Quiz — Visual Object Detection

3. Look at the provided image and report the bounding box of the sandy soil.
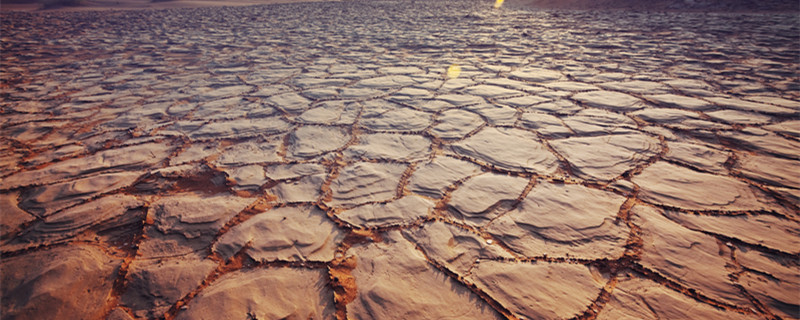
[5,0,799,12]
[515,0,800,12]
[1,0,799,319]
[0,0,335,11]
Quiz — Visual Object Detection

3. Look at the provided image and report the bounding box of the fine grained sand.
[3,0,799,12]
[0,0,336,12]
[516,0,800,12]
[1,0,799,319]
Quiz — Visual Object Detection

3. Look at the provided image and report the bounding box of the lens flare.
[446,64,461,79]
[494,0,504,9]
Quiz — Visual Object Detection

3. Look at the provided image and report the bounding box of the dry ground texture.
[3,0,799,12]
[1,0,799,319]
[516,0,800,12]
[0,0,335,11]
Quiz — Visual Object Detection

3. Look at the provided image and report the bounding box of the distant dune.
[515,0,800,12]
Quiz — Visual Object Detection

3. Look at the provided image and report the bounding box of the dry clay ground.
[3,0,798,12]
[515,0,800,12]
[0,0,334,12]
[1,0,799,319]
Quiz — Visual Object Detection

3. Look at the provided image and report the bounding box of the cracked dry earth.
[1,1,800,319]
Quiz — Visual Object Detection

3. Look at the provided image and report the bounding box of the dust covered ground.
[1,0,799,319]
[0,0,335,12]
[516,0,800,12]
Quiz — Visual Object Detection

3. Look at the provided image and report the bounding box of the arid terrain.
[1,0,799,319]
[0,0,335,12]
[3,0,799,12]
[516,0,800,12]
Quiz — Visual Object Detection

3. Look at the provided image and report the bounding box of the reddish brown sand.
[517,0,800,12]
[0,0,336,11]
[4,0,799,12]
[1,0,798,319]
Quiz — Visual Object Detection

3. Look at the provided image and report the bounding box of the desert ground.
[1,0,799,319]
[0,0,337,12]
[517,0,800,12]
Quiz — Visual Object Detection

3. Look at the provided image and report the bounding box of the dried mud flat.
[1,1,799,319]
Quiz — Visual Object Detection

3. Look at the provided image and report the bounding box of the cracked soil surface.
[1,0,799,319]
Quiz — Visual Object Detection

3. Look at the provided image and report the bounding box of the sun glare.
[446,64,462,79]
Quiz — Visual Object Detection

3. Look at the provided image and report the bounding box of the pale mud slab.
[1,245,122,320]
[596,272,756,320]
[1,1,799,319]
[486,181,630,260]
[468,260,607,320]
[632,205,753,307]
[175,267,336,320]
[212,205,345,262]
[346,231,503,319]
[121,253,217,318]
